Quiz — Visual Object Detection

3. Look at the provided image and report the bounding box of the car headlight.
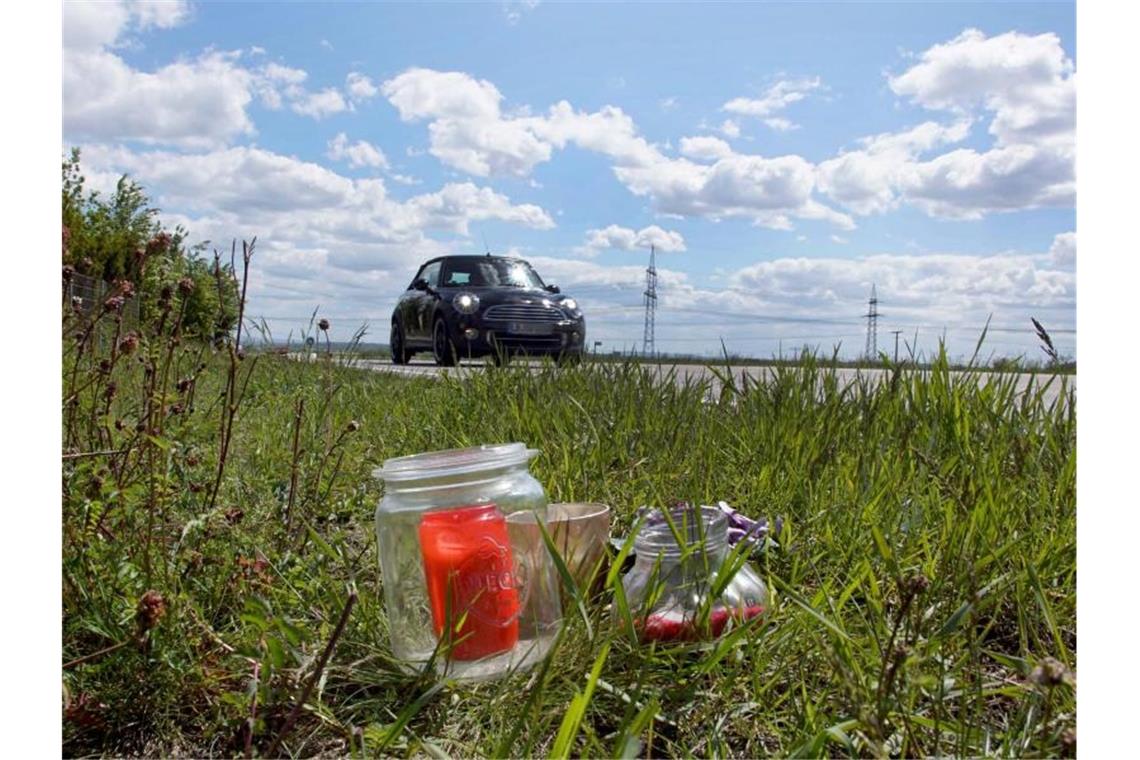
[562,298,578,312]
[454,292,480,315]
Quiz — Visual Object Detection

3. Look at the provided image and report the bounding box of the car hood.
[447,287,573,307]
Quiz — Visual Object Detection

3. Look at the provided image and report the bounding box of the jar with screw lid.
[374,444,562,680]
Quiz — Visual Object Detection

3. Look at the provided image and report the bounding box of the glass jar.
[620,505,768,642]
[373,443,562,680]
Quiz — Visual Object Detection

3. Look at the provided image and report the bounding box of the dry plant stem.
[286,397,305,530]
[63,639,130,670]
[244,660,260,759]
[266,590,357,759]
[207,241,255,512]
[63,449,129,461]
[874,584,917,746]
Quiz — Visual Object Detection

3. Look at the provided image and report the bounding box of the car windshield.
[443,258,546,289]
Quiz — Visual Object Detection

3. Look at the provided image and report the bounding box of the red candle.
[637,605,765,642]
[418,504,520,661]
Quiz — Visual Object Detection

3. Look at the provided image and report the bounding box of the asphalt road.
[353,358,1075,408]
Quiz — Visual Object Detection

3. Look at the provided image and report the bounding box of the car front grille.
[482,303,568,323]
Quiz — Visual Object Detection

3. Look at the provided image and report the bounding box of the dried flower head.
[62,264,75,283]
[118,332,140,356]
[98,359,112,375]
[318,318,330,331]
[103,295,125,314]
[103,382,117,402]
[224,507,244,525]
[136,590,167,632]
[176,377,193,394]
[72,296,84,312]
[1029,656,1072,688]
[346,420,361,433]
[159,284,174,304]
[177,276,195,296]
[113,279,136,299]
[905,573,931,596]
[169,403,184,416]
[146,232,172,257]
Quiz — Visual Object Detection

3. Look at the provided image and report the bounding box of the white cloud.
[718,120,741,138]
[515,245,1072,359]
[614,152,855,231]
[679,136,734,162]
[346,72,379,100]
[327,133,389,170]
[64,2,355,147]
[730,252,1073,329]
[1049,231,1075,267]
[290,87,349,119]
[583,225,686,253]
[764,117,796,132]
[884,28,1075,218]
[723,77,821,130]
[81,143,554,256]
[659,96,679,111]
[503,0,541,24]
[64,0,190,51]
[380,68,855,229]
[382,68,551,177]
[817,120,971,215]
[830,235,848,244]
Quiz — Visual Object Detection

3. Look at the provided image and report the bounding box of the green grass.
[63,307,1076,757]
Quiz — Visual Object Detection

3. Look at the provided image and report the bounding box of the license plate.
[509,322,552,335]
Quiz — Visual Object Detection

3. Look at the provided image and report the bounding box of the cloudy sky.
[62,0,1075,360]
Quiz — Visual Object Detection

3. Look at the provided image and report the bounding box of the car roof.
[418,254,529,268]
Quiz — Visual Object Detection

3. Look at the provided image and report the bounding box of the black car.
[390,254,586,366]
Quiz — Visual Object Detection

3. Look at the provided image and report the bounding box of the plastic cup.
[547,503,612,594]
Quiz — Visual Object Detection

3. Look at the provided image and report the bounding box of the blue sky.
[63,1,1076,359]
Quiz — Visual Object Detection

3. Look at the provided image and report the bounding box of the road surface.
[351,358,1074,408]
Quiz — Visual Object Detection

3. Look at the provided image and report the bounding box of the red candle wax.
[637,605,766,642]
[418,504,520,661]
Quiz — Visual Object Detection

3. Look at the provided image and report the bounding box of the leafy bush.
[62,148,238,339]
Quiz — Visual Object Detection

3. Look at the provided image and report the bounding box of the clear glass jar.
[373,443,561,680]
[620,505,768,642]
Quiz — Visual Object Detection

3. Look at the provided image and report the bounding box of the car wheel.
[390,321,410,365]
[433,318,458,367]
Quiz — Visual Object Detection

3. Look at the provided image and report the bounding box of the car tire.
[433,317,458,367]
[390,321,410,365]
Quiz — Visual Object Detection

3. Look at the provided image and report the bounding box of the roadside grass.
[63,296,1075,756]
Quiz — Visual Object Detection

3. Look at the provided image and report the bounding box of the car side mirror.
[412,278,429,291]
[545,284,561,294]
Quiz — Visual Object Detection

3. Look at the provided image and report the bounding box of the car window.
[421,261,442,288]
[441,258,545,289]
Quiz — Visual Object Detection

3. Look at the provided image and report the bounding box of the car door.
[410,260,442,342]
[397,265,425,343]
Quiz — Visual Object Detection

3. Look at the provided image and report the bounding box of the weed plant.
[62,251,1075,757]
